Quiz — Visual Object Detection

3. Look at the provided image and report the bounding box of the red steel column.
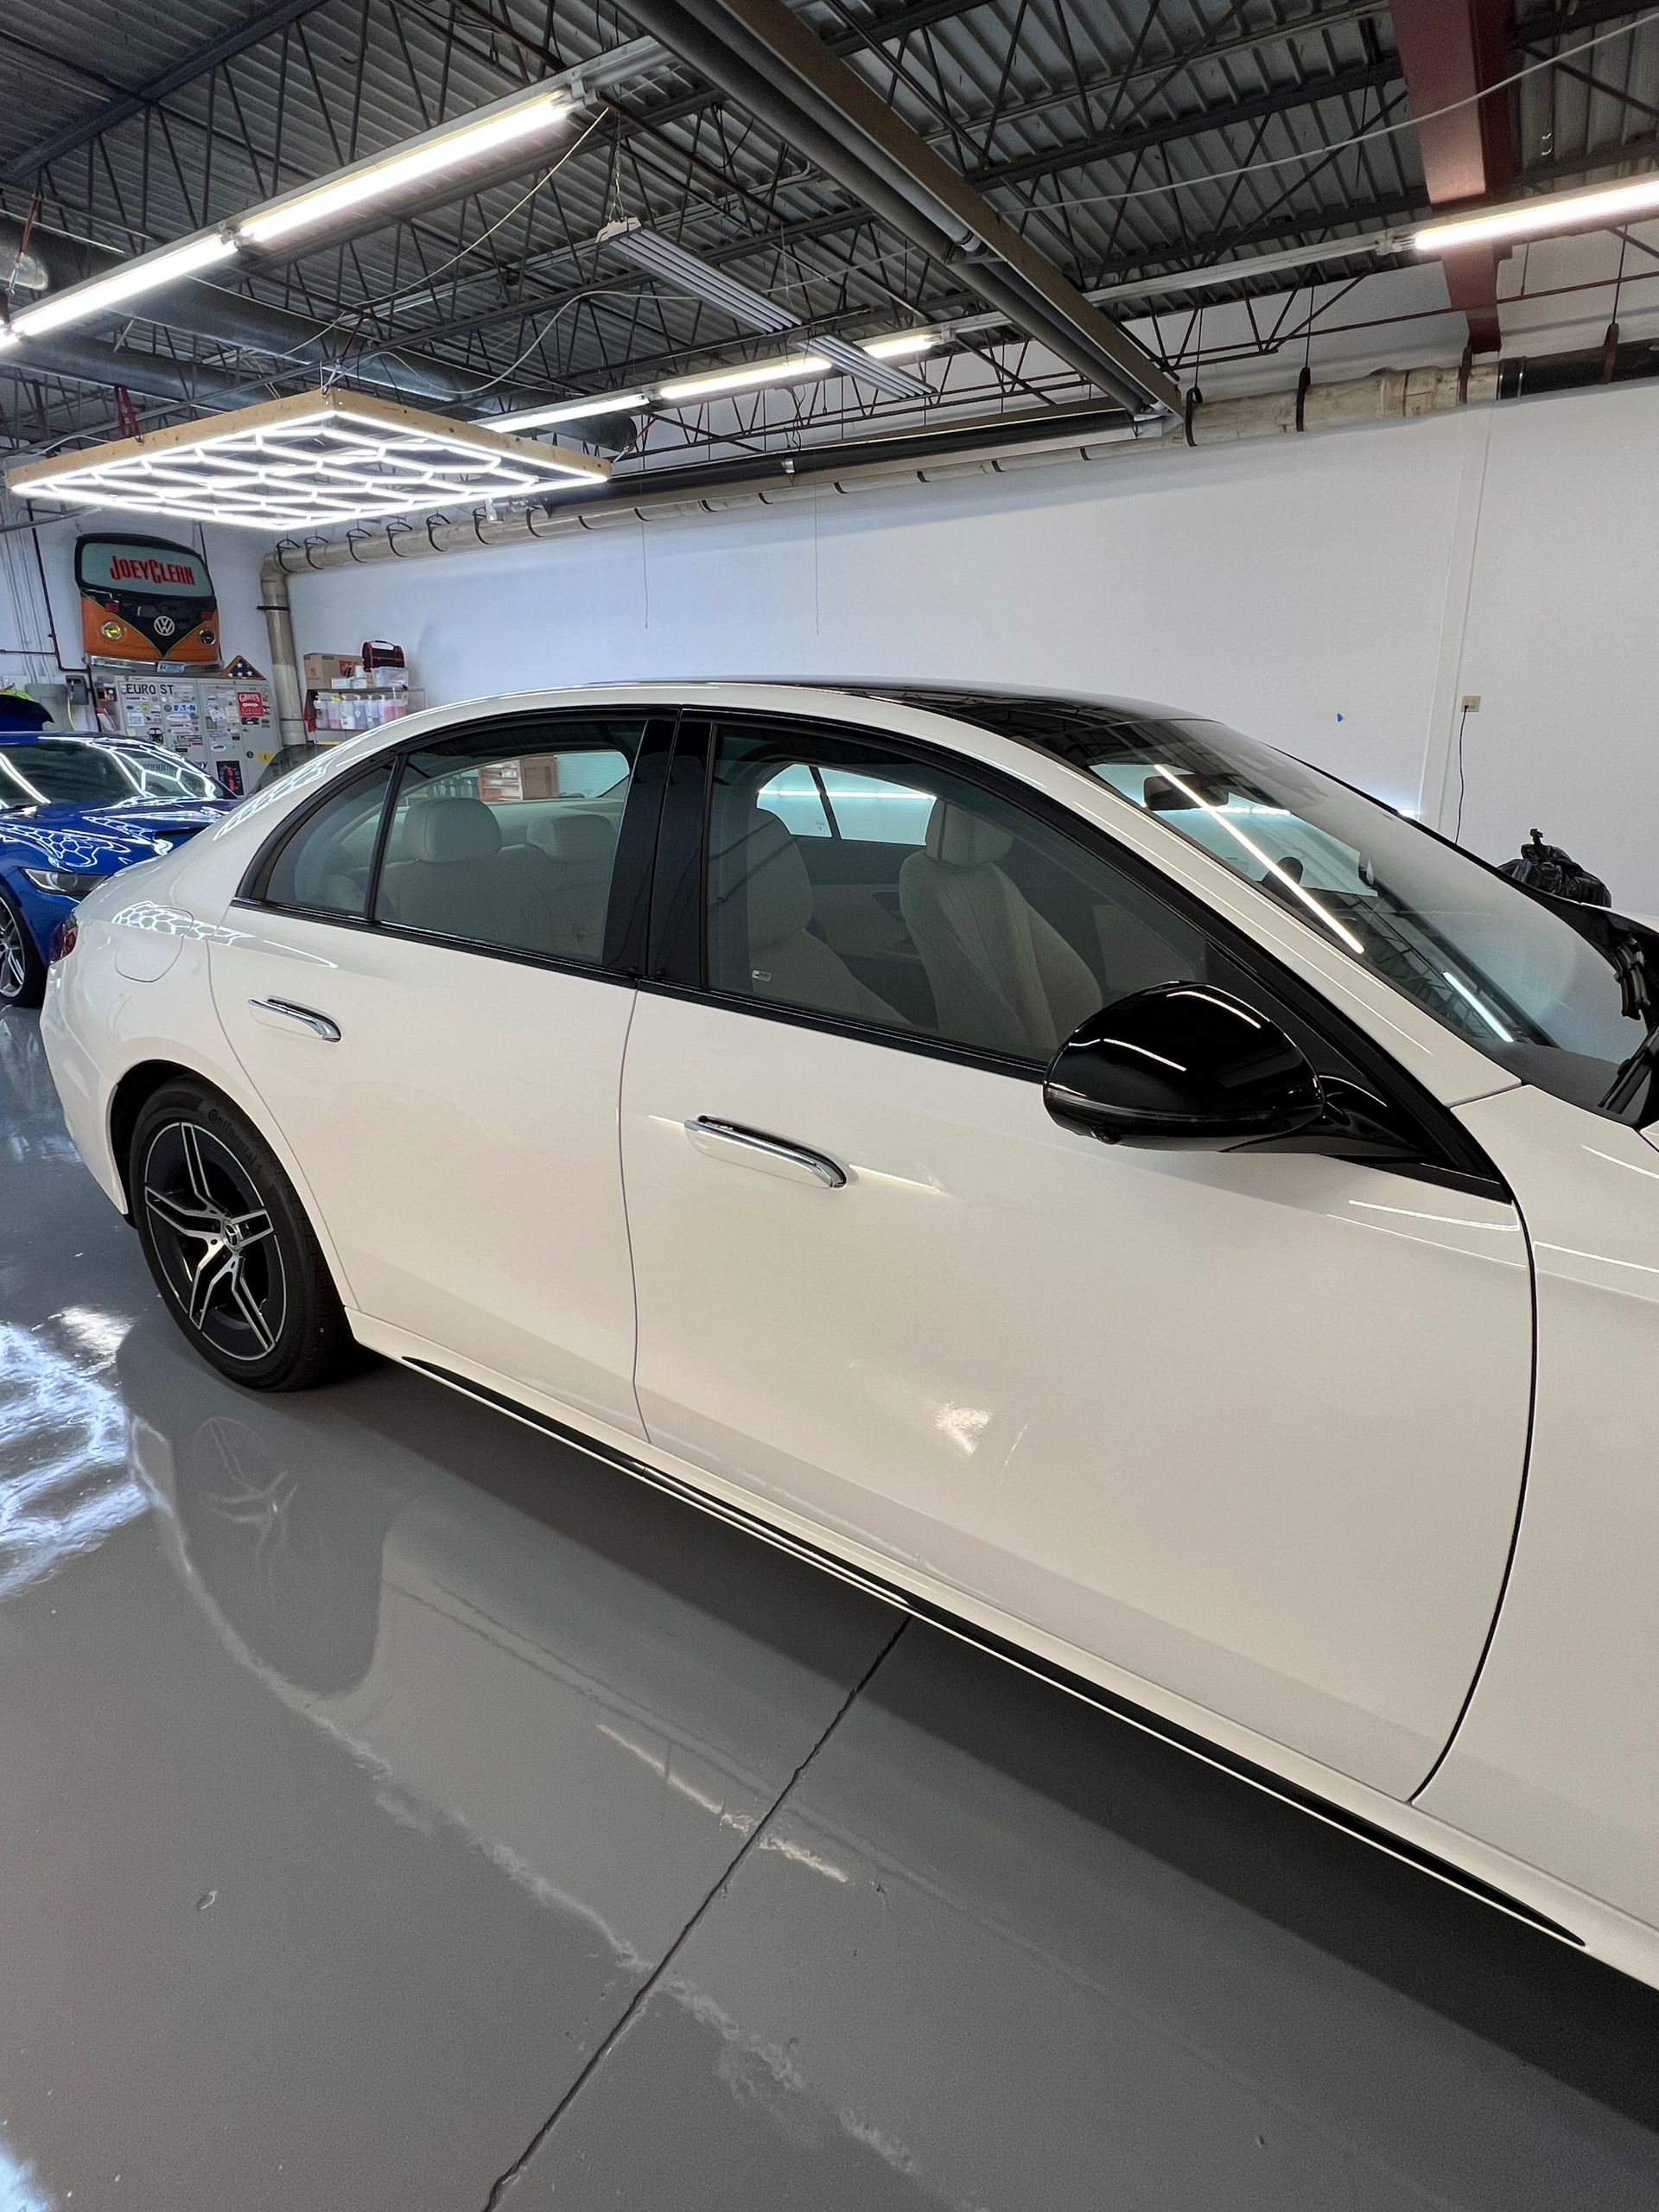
[1390,0,1514,353]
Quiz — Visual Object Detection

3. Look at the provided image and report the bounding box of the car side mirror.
[1045,983,1325,1149]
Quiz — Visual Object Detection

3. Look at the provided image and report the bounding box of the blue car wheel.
[0,885,45,1008]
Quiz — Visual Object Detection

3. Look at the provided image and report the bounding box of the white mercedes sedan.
[38,682,1659,1990]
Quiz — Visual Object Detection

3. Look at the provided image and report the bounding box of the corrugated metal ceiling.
[1,0,1656,455]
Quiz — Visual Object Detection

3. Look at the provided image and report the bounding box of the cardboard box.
[303,652,359,686]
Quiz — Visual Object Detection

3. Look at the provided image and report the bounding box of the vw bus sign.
[75,534,219,664]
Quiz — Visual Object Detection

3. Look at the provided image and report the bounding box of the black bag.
[1499,829,1611,907]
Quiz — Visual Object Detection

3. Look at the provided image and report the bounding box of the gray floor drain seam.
[480,1611,910,2212]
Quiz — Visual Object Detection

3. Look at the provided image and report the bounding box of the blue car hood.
[1,797,229,877]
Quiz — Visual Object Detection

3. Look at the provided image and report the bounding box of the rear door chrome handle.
[249,996,341,1041]
[684,1117,847,1188]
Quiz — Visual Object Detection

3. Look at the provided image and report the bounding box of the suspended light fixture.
[598,219,931,402]
[1414,172,1659,253]
[239,86,571,246]
[495,390,653,432]
[860,328,944,360]
[657,353,834,401]
[0,83,574,351]
[5,390,609,531]
[2,235,238,346]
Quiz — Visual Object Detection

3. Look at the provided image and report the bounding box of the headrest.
[407,795,501,863]
[541,811,615,861]
[728,810,814,948]
[925,798,1013,868]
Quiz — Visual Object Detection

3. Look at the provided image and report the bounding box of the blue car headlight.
[22,868,108,899]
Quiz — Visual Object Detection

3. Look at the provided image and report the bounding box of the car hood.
[2,797,231,853]
[0,804,179,876]
[79,797,236,837]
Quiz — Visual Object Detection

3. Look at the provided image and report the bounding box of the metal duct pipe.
[270,360,1506,580]
[7,331,263,410]
[0,214,496,408]
[257,552,306,747]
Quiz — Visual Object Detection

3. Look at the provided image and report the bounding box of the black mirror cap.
[1044,983,1325,1148]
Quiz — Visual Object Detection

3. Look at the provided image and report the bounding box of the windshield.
[884,691,1659,1122]
[0,739,213,806]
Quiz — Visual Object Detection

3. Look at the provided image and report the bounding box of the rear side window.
[260,765,393,918]
[373,719,645,963]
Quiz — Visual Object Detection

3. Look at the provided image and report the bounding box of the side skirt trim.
[404,1354,1583,1952]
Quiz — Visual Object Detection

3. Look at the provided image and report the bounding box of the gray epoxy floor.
[3,1009,1659,2212]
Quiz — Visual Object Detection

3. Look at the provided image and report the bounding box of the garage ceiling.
[2,0,1657,466]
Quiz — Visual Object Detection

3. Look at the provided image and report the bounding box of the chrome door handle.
[684,1117,847,1188]
[249,996,341,1041]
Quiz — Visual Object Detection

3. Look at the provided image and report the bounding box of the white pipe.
[269,361,1502,579]
[257,551,305,746]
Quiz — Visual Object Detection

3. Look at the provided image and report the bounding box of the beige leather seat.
[520,811,617,961]
[378,796,556,952]
[899,799,1102,1058]
[711,810,903,1024]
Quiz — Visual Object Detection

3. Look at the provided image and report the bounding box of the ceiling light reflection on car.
[1441,968,1515,1042]
[1151,764,1365,956]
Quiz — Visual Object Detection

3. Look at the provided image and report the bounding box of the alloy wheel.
[141,1120,288,1361]
[0,900,25,1002]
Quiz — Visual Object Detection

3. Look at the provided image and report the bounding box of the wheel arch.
[110,1049,361,1336]
[109,1058,198,1211]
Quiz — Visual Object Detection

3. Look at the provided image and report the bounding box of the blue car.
[0,732,238,1007]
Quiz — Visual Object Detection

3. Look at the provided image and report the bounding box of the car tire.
[130,1078,359,1391]
[0,885,46,1009]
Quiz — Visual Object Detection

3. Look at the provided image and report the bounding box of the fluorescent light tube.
[658,353,832,401]
[1414,173,1659,253]
[239,92,569,246]
[861,329,940,359]
[10,233,238,339]
[494,390,652,430]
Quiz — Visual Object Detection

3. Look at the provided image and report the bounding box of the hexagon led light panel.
[5,389,611,531]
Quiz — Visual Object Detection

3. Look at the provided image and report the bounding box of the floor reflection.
[3,1005,1659,2212]
[0,1313,143,1602]
[119,1319,894,1971]
[518,1627,1659,2211]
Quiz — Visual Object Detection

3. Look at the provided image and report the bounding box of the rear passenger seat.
[378,797,616,961]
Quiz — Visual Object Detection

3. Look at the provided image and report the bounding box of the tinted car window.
[880,689,1659,1119]
[263,765,394,918]
[0,741,137,806]
[709,722,1204,1060]
[374,720,645,963]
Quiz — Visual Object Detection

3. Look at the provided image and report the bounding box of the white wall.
[286,408,1472,811]
[10,374,1659,911]
[276,376,1659,911]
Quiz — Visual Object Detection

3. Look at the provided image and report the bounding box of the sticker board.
[92,664,274,796]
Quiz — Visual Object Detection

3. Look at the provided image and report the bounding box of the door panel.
[208,715,657,1435]
[621,994,1531,1795]
[213,918,642,1431]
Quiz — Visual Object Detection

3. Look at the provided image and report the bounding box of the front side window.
[374,720,644,963]
[885,692,1658,1117]
[709,723,1204,1060]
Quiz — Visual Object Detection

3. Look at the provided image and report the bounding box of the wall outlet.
[1460,695,1482,712]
